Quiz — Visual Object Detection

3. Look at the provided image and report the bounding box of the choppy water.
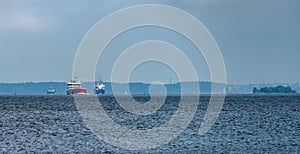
[0,95,299,153]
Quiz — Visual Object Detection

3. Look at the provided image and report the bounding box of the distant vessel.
[47,87,56,94]
[94,81,105,94]
[67,79,87,95]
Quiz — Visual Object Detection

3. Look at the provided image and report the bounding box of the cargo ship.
[66,79,87,95]
[94,81,105,94]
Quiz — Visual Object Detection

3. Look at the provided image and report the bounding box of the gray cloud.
[0,1,55,32]
[0,0,299,83]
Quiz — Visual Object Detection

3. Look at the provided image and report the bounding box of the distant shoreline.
[0,81,299,95]
[0,93,299,96]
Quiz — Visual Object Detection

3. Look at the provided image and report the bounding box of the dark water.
[0,95,299,153]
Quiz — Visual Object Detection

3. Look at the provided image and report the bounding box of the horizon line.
[0,81,299,85]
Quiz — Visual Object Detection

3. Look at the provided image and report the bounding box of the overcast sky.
[0,0,299,84]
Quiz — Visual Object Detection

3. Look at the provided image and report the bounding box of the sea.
[0,94,299,153]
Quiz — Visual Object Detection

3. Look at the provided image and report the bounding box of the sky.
[0,0,299,84]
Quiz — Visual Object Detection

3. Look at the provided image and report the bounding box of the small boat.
[47,87,56,94]
[94,81,105,94]
[67,79,87,95]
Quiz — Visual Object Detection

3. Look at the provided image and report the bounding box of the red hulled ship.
[66,79,87,95]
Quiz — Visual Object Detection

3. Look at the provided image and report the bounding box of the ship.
[47,87,56,94]
[94,81,105,94]
[66,79,87,95]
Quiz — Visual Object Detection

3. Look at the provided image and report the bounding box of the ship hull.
[94,89,105,95]
[67,88,87,95]
[47,91,55,95]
